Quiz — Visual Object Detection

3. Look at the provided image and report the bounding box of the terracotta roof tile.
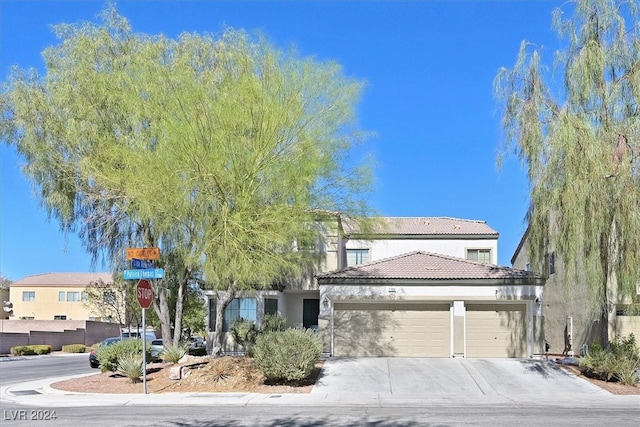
[316,251,540,281]
[13,272,113,286]
[343,217,498,237]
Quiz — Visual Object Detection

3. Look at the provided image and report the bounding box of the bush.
[253,328,322,382]
[161,342,189,363]
[9,345,51,356]
[62,344,86,353]
[116,354,143,383]
[96,339,151,373]
[231,318,258,354]
[580,334,640,385]
[260,314,287,333]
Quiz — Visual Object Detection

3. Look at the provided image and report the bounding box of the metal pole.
[142,307,147,394]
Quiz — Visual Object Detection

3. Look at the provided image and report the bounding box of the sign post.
[137,279,153,394]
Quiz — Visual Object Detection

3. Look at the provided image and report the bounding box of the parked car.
[150,339,164,361]
[188,336,206,356]
[89,336,121,368]
[121,331,157,341]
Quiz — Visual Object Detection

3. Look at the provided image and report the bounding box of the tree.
[495,0,640,342]
[1,6,372,348]
[0,275,11,289]
[83,277,140,330]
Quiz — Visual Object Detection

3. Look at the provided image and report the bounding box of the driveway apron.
[311,357,609,397]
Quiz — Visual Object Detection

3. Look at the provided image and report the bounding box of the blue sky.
[0,0,564,281]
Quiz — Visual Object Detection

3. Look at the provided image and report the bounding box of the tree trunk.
[172,276,187,345]
[153,280,173,344]
[211,288,235,356]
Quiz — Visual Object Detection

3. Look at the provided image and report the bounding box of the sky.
[0,0,566,281]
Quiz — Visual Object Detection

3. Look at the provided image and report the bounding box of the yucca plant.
[161,342,189,363]
[116,354,143,383]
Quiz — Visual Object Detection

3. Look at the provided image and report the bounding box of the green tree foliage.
[495,0,640,324]
[0,6,372,347]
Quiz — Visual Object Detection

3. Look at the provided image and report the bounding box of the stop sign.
[136,279,153,309]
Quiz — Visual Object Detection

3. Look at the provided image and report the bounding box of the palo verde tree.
[0,6,372,349]
[495,0,640,341]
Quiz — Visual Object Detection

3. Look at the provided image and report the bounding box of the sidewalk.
[3,373,640,409]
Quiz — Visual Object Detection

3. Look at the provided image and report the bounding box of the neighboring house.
[8,272,116,321]
[206,216,544,358]
[511,229,640,355]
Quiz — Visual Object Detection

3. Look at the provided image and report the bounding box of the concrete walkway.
[2,357,639,409]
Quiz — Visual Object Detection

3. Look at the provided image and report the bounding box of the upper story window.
[66,291,81,302]
[347,249,370,267]
[22,291,35,302]
[59,291,65,302]
[466,248,491,264]
[548,252,556,275]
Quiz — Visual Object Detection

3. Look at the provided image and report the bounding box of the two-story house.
[512,229,640,355]
[206,217,545,358]
[8,272,117,321]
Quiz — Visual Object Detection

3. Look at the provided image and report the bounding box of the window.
[54,315,67,320]
[81,291,88,302]
[22,291,35,302]
[208,298,257,332]
[66,291,81,302]
[548,252,556,275]
[347,249,370,266]
[58,291,65,302]
[466,249,491,264]
[264,298,278,316]
[525,263,531,272]
[103,291,116,304]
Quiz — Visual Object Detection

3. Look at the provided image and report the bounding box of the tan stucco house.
[8,272,116,321]
[207,216,545,358]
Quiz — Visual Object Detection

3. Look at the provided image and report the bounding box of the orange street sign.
[126,247,160,260]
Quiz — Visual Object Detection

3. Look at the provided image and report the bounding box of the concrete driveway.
[311,357,609,398]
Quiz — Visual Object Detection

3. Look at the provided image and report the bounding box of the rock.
[169,366,182,380]
[181,367,191,378]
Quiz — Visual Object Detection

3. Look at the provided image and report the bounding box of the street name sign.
[137,279,153,309]
[131,258,154,269]
[124,268,165,280]
[126,247,160,261]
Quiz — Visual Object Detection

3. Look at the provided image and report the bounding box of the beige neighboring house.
[9,272,115,321]
[511,230,640,355]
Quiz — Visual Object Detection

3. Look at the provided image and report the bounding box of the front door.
[303,299,320,330]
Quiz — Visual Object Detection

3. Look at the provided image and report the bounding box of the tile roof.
[342,217,499,237]
[13,272,113,286]
[316,251,540,282]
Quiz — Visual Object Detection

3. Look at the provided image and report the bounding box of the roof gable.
[316,251,540,282]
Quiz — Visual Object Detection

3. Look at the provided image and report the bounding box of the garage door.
[466,304,526,358]
[333,302,451,357]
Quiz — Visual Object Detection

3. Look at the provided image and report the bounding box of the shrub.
[96,339,151,373]
[62,344,86,353]
[116,354,143,383]
[231,318,258,354]
[253,328,322,382]
[10,345,51,356]
[10,346,35,356]
[161,342,189,363]
[260,314,287,333]
[580,334,640,385]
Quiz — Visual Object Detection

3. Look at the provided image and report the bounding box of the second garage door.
[333,302,451,357]
[466,303,526,358]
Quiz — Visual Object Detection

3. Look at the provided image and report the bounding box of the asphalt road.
[0,353,92,386]
[1,402,639,426]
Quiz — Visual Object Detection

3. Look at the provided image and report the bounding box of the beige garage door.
[466,304,526,358]
[333,302,451,357]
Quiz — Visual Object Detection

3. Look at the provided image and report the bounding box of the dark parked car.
[89,336,121,368]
